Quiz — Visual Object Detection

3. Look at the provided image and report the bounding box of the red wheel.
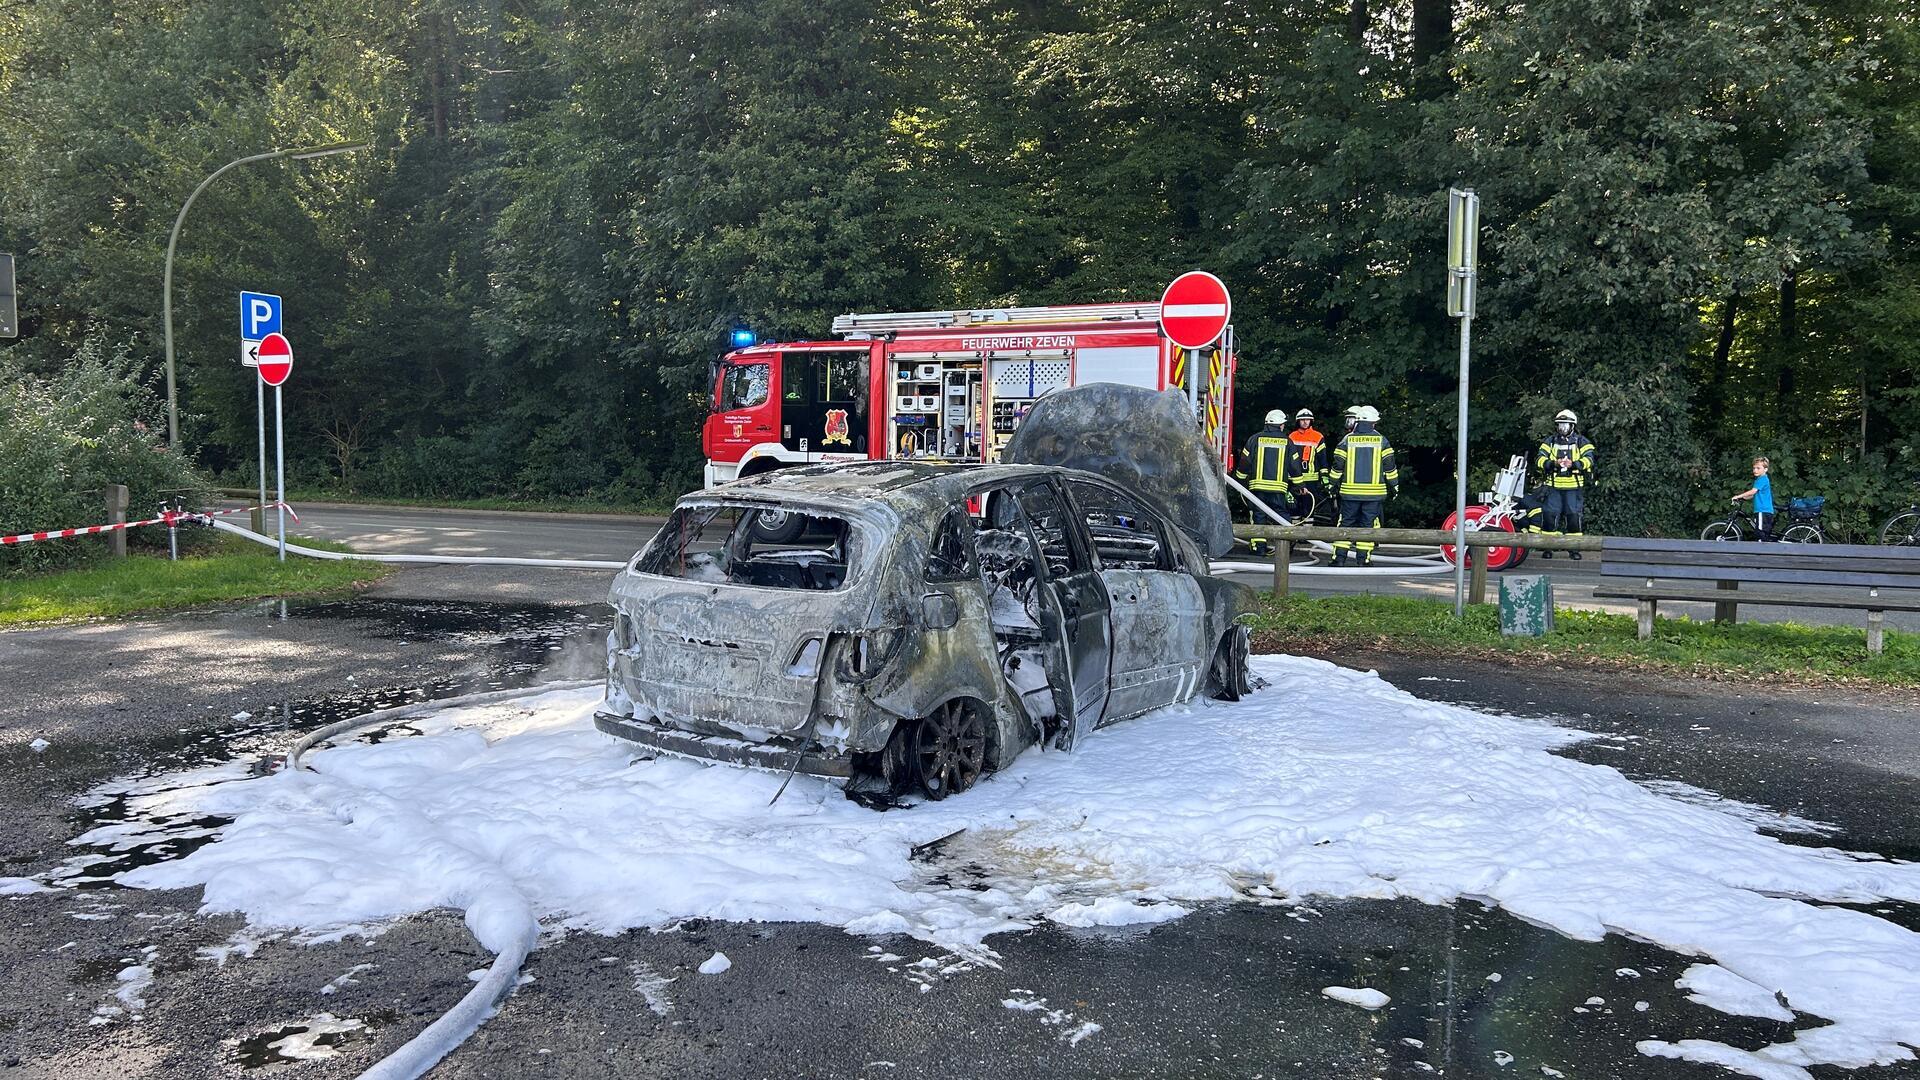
[1440,506,1518,570]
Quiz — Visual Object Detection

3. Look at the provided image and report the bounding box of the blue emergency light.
[729,327,757,348]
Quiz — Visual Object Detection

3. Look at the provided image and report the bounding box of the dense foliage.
[0,341,215,573]
[2,0,1914,535]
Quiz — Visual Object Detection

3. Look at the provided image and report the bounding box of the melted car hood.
[1003,383,1237,557]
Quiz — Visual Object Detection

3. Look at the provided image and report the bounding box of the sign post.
[240,291,282,537]
[1159,271,1232,417]
[1446,188,1480,618]
[255,332,294,561]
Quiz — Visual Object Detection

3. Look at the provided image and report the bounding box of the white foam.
[90,660,1920,1079]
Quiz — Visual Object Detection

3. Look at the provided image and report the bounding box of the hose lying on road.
[287,681,599,1080]
[209,518,627,570]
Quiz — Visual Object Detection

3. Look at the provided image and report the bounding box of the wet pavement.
[2,595,1918,1077]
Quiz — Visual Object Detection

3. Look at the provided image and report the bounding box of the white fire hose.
[210,517,626,570]
[287,682,598,1080]
[1220,474,1455,575]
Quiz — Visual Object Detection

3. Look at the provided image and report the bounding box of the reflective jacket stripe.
[1250,435,1288,490]
[1535,435,1596,489]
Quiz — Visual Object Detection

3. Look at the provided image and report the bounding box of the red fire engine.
[702,303,1238,488]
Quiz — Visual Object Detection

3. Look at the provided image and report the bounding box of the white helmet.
[1295,408,1315,422]
[1354,405,1380,423]
[1265,409,1287,426]
[1555,409,1578,424]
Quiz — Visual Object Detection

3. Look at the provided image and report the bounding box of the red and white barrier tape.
[0,502,297,547]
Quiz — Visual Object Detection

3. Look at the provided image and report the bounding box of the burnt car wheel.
[1205,625,1251,702]
[750,508,807,544]
[909,699,987,800]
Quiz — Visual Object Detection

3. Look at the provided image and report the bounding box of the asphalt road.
[3,601,1917,1078]
[250,500,1917,631]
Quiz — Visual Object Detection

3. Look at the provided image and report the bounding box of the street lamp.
[161,140,370,446]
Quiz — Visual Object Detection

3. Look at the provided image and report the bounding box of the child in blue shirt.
[1732,456,1774,541]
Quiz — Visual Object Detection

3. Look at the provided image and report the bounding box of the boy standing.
[1732,456,1775,541]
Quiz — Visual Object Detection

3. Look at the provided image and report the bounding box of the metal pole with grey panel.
[1446,188,1480,619]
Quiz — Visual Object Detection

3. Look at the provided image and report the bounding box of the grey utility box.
[1500,575,1555,637]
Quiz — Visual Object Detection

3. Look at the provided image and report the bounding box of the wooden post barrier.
[104,484,129,558]
[1229,525,1604,597]
[1714,579,1739,625]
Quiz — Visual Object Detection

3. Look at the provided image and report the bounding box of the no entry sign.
[1158,271,1231,350]
[255,332,293,386]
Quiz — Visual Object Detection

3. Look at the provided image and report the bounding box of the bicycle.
[1700,498,1824,544]
[1878,486,1920,547]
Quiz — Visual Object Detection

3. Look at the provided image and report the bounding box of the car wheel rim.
[913,701,984,799]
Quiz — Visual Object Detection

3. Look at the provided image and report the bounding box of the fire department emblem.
[822,408,852,446]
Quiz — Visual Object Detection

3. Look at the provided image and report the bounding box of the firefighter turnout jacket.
[1331,423,1400,497]
[1286,428,1327,484]
[1535,431,1596,489]
[1239,426,1290,492]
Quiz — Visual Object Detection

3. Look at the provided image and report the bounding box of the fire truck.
[702,303,1239,493]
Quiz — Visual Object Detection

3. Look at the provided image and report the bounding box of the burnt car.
[597,461,1255,800]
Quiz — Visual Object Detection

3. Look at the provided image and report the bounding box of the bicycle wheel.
[1779,523,1823,545]
[1880,510,1920,547]
[1701,520,1740,542]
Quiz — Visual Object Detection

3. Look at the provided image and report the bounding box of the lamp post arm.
[161,149,289,446]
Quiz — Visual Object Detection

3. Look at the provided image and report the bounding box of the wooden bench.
[1595,538,1920,655]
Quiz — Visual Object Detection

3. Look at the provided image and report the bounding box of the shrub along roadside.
[0,534,389,627]
[1247,594,1920,688]
[1,339,217,575]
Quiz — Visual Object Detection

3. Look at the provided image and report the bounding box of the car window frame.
[1063,477,1174,573]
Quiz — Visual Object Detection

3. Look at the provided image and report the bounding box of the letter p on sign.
[240,291,283,341]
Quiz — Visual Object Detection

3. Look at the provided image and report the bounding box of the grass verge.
[0,534,391,627]
[1247,592,1920,688]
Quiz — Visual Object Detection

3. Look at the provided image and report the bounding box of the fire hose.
[286,682,597,1080]
[1219,474,1454,576]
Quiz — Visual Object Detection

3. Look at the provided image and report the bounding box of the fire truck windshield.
[718,361,770,410]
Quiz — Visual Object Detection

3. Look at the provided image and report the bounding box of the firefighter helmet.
[1354,405,1381,423]
[1295,408,1314,422]
[1265,409,1287,426]
[1555,409,1578,424]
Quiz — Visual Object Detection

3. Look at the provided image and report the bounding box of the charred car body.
[596,386,1257,799]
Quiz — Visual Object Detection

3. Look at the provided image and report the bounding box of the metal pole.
[1452,307,1472,617]
[256,375,267,528]
[161,141,369,447]
[1187,347,1200,417]
[274,384,287,562]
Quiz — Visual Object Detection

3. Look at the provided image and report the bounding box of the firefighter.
[1329,404,1399,566]
[1533,408,1596,560]
[1236,409,1293,555]
[1285,408,1328,522]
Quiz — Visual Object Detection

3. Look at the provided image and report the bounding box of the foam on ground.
[63,657,1920,1080]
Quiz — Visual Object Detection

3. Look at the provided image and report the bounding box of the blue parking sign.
[240,291,282,340]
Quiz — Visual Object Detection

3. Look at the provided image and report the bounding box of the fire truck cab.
[702,303,1238,492]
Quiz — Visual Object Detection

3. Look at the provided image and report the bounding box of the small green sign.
[1500,574,1554,637]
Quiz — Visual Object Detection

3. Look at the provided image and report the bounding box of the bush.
[0,339,215,575]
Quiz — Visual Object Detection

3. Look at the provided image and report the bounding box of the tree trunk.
[1775,273,1797,416]
[1779,269,1797,340]
[1412,0,1453,97]
[1708,293,1737,420]
[1349,0,1369,45]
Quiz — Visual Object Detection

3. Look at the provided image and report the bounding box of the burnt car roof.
[709,460,1089,517]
